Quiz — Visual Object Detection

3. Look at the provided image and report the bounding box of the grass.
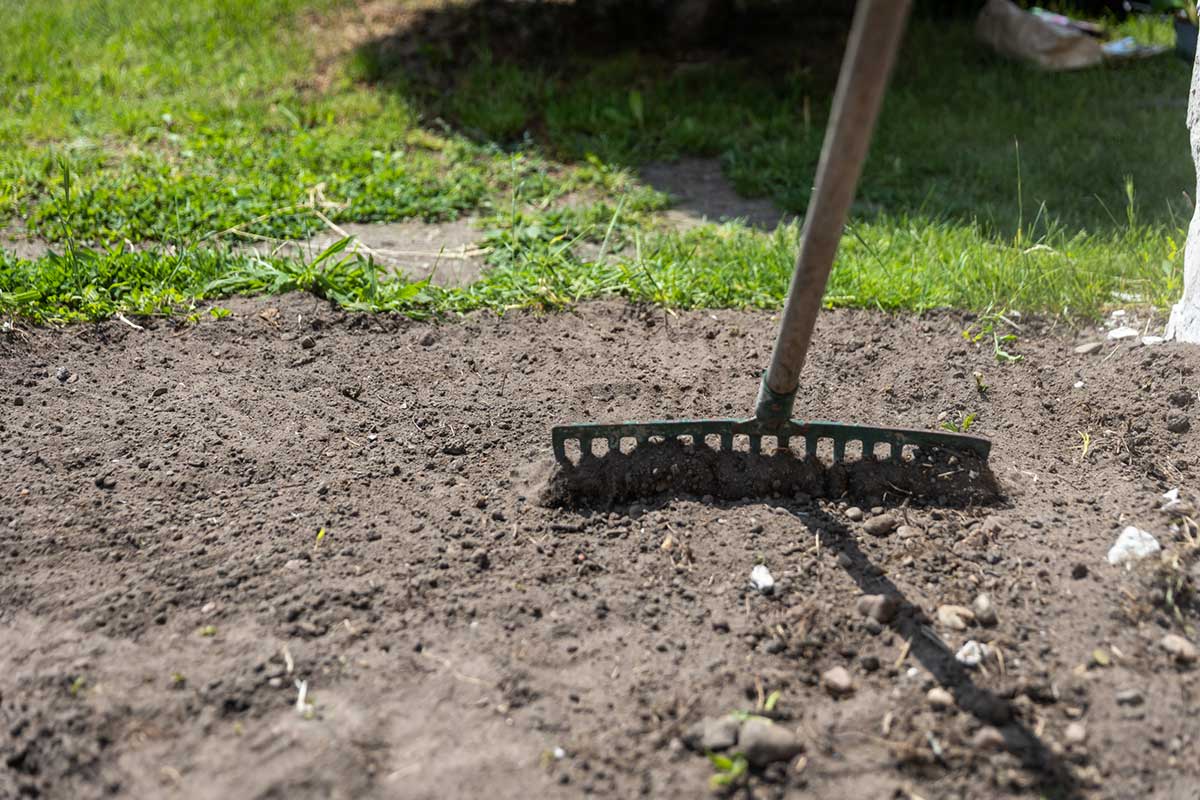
[0,0,1192,323]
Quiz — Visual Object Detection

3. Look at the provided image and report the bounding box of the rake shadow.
[539,439,1000,509]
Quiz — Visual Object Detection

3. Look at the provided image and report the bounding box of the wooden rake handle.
[756,0,912,420]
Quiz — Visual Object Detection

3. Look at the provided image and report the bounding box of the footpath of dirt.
[1,296,1198,800]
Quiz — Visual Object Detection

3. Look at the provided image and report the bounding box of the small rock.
[284,559,306,569]
[845,506,864,522]
[1064,722,1087,745]
[1168,389,1195,408]
[1107,526,1160,567]
[418,331,437,347]
[1167,415,1191,434]
[863,514,898,537]
[972,594,998,627]
[1160,633,1198,664]
[972,726,1007,751]
[836,552,852,569]
[856,594,898,624]
[683,715,741,752]
[927,687,954,710]
[821,666,854,697]
[300,336,316,350]
[750,564,775,594]
[1071,563,1089,580]
[1142,335,1166,347]
[896,525,921,539]
[860,655,880,672]
[1115,688,1144,707]
[737,718,804,766]
[94,474,116,490]
[152,387,168,397]
[937,605,975,631]
[956,640,989,668]
[443,441,468,456]
[1107,326,1139,341]
[55,367,71,382]
[1074,342,1104,355]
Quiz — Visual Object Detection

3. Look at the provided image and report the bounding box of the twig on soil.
[419,650,494,688]
[893,638,911,670]
[115,313,144,331]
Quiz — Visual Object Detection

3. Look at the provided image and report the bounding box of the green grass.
[0,0,1192,323]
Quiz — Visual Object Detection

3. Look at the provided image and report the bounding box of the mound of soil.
[1,296,1198,799]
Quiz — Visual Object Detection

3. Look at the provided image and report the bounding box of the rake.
[552,0,990,468]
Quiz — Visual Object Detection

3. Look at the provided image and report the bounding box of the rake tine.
[862,437,876,461]
[806,434,818,461]
[833,439,846,462]
[749,435,762,455]
[607,435,619,454]
[778,434,790,452]
[721,433,733,451]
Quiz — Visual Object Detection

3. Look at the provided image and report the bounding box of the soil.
[2,296,1199,800]
[641,159,792,231]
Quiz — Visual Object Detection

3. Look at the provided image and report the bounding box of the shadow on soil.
[543,447,1080,798]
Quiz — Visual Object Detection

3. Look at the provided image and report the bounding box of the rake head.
[552,417,991,465]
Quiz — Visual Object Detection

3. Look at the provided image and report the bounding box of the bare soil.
[2,296,1199,800]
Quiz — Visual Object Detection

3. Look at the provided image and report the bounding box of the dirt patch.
[2,218,488,287]
[245,218,487,286]
[641,158,793,231]
[2,298,1199,799]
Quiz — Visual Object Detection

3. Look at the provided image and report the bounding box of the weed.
[940,413,977,434]
[707,752,749,790]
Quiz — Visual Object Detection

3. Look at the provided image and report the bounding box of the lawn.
[0,0,1192,322]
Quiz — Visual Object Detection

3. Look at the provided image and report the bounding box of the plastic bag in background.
[976,0,1104,70]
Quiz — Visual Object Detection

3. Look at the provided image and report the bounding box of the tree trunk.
[1168,45,1200,343]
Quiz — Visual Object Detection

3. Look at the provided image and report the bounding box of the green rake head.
[551,416,991,466]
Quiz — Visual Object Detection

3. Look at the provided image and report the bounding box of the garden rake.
[552,0,991,468]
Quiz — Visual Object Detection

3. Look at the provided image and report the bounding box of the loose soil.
[2,297,1199,800]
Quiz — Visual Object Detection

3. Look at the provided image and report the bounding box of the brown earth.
[2,296,1199,800]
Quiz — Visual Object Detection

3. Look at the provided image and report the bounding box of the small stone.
[1160,633,1198,664]
[821,666,854,697]
[1142,335,1166,346]
[856,594,898,624]
[937,604,975,631]
[284,559,306,569]
[152,387,168,397]
[750,564,775,594]
[972,726,1007,751]
[863,514,898,537]
[443,440,468,456]
[927,687,954,710]
[55,367,70,382]
[836,552,852,569]
[94,474,116,490]
[1168,389,1195,408]
[1064,722,1087,745]
[1074,342,1104,355]
[300,336,316,350]
[418,331,437,347]
[860,655,880,672]
[1107,326,1138,341]
[1071,563,1089,580]
[896,525,921,539]
[1107,526,1160,567]
[845,506,864,522]
[972,594,998,627]
[956,640,989,668]
[1167,415,1191,434]
[737,718,804,766]
[1115,688,1144,706]
[683,715,741,752]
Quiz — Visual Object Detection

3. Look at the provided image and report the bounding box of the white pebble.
[1106,526,1160,567]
